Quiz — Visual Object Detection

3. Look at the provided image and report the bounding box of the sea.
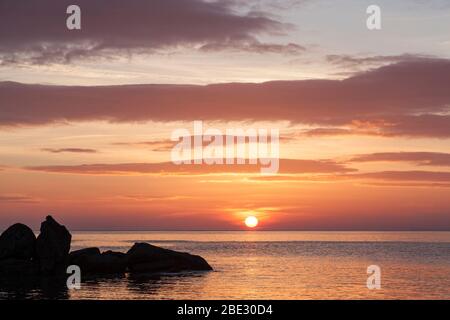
[1,231,449,300]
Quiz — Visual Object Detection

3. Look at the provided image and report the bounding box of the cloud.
[115,195,194,202]
[249,171,450,183]
[301,114,450,138]
[326,53,432,70]
[24,159,355,175]
[1,59,449,137]
[301,127,377,137]
[0,0,299,65]
[299,114,450,138]
[231,0,309,12]
[354,171,450,182]
[41,147,98,153]
[0,194,39,203]
[357,182,450,188]
[349,152,450,167]
[112,140,175,152]
[379,114,450,138]
[200,40,304,54]
[113,134,283,152]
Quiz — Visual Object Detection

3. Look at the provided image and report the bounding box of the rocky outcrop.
[0,223,36,260]
[126,242,213,273]
[68,247,101,262]
[0,258,38,277]
[0,223,38,278]
[68,243,212,275]
[0,216,213,281]
[101,251,127,273]
[35,216,71,274]
[68,248,127,274]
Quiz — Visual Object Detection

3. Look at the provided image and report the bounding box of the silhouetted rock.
[126,242,213,273]
[0,216,212,284]
[69,247,100,259]
[0,258,39,277]
[0,223,36,260]
[68,248,127,274]
[96,250,127,274]
[68,247,100,265]
[36,216,71,274]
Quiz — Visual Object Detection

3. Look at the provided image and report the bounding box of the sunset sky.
[0,0,449,230]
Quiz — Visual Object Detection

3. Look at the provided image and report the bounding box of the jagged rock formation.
[0,216,213,280]
[36,216,72,274]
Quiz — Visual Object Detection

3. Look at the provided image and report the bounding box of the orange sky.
[0,118,449,230]
[0,0,449,230]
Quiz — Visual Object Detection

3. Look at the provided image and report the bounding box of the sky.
[0,0,449,230]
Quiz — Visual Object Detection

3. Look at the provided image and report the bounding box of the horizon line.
[32,229,450,232]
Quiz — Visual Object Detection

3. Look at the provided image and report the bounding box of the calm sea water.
[1,231,449,299]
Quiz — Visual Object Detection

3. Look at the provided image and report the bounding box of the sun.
[244,216,258,228]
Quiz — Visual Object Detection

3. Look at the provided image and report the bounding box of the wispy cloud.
[299,114,450,138]
[355,171,450,182]
[0,194,39,203]
[200,41,304,54]
[357,182,450,188]
[24,159,355,175]
[112,140,175,152]
[41,147,98,154]
[113,134,284,152]
[326,53,432,71]
[115,195,195,202]
[249,171,450,183]
[349,152,450,167]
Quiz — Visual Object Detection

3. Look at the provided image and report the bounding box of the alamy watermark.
[66,5,81,30]
[367,265,381,289]
[170,121,280,174]
[367,5,382,30]
[66,265,81,290]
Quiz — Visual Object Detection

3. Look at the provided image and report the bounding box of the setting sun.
[244,216,259,228]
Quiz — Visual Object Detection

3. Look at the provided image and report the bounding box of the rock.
[1,216,213,281]
[0,258,39,277]
[0,223,36,260]
[68,247,100,265]
[68,248,127,275]
[96,251,127,274]
[126,242,213,273]
[36,216,71,274]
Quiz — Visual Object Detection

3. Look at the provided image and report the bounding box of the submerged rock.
[0,223,36,260]
[36,216,71,274]
[126,242,213,273]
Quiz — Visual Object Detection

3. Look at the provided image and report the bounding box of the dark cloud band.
[0,0,299,65]
[1,59,449,137]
